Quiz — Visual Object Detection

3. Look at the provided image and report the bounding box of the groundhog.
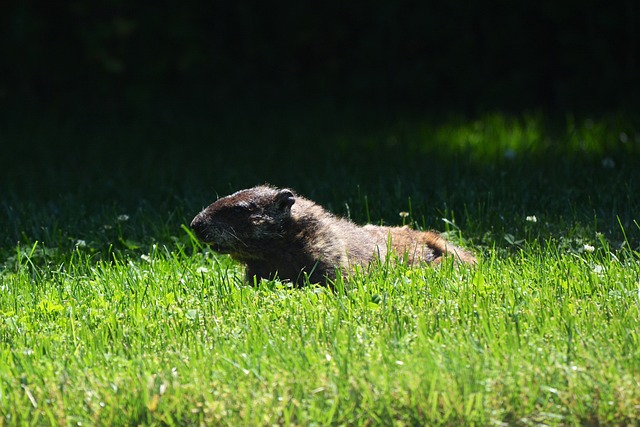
[190,185,476,286]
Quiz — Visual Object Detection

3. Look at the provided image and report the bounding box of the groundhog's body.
[190,185,476,286]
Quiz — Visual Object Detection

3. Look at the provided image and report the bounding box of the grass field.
[1,104,639,425]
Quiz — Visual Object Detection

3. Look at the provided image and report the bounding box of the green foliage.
[0,110,639,425]
[1,238,639,425]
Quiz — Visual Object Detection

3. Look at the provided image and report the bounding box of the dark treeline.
[2,0,639,112]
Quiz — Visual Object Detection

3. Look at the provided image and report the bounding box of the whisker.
[227,227,249,247]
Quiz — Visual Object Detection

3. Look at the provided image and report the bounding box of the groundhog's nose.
[190,214,207,240]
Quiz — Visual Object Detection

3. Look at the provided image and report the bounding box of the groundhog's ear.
[276,189,295,211]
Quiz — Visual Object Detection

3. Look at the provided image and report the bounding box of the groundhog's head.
[190,186,296,259]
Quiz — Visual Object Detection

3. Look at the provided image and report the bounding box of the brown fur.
[190,185,476,286]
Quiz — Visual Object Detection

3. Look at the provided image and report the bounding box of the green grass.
[1,106,640,425]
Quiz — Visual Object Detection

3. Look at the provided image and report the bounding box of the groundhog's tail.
[428,232,477,265]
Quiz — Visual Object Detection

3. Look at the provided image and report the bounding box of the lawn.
[1,105,639,425]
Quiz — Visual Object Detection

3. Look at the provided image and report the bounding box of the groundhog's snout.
[190,213,208,241]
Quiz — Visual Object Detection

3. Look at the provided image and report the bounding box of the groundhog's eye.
[249,214,264,224]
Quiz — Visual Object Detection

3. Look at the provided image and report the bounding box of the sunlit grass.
[1,234,639,425]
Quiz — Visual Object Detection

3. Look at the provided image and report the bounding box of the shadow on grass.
[1,102,639,265]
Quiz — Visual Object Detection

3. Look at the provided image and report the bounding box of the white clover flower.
[117,214,130,222]
[75,239,87,248]
[399,211,409,218]
[619,132,628,143]
[601,157,615,169]
[526,215,537,223]
[583,244,595,253]
[140,254,152,263]
[504,149,517,160]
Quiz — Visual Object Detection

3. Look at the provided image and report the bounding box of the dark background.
[2,0,639,114]
[1,0,639,267]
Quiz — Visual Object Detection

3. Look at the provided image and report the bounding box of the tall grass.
[1,108,639,425]
[2,236,639,425]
